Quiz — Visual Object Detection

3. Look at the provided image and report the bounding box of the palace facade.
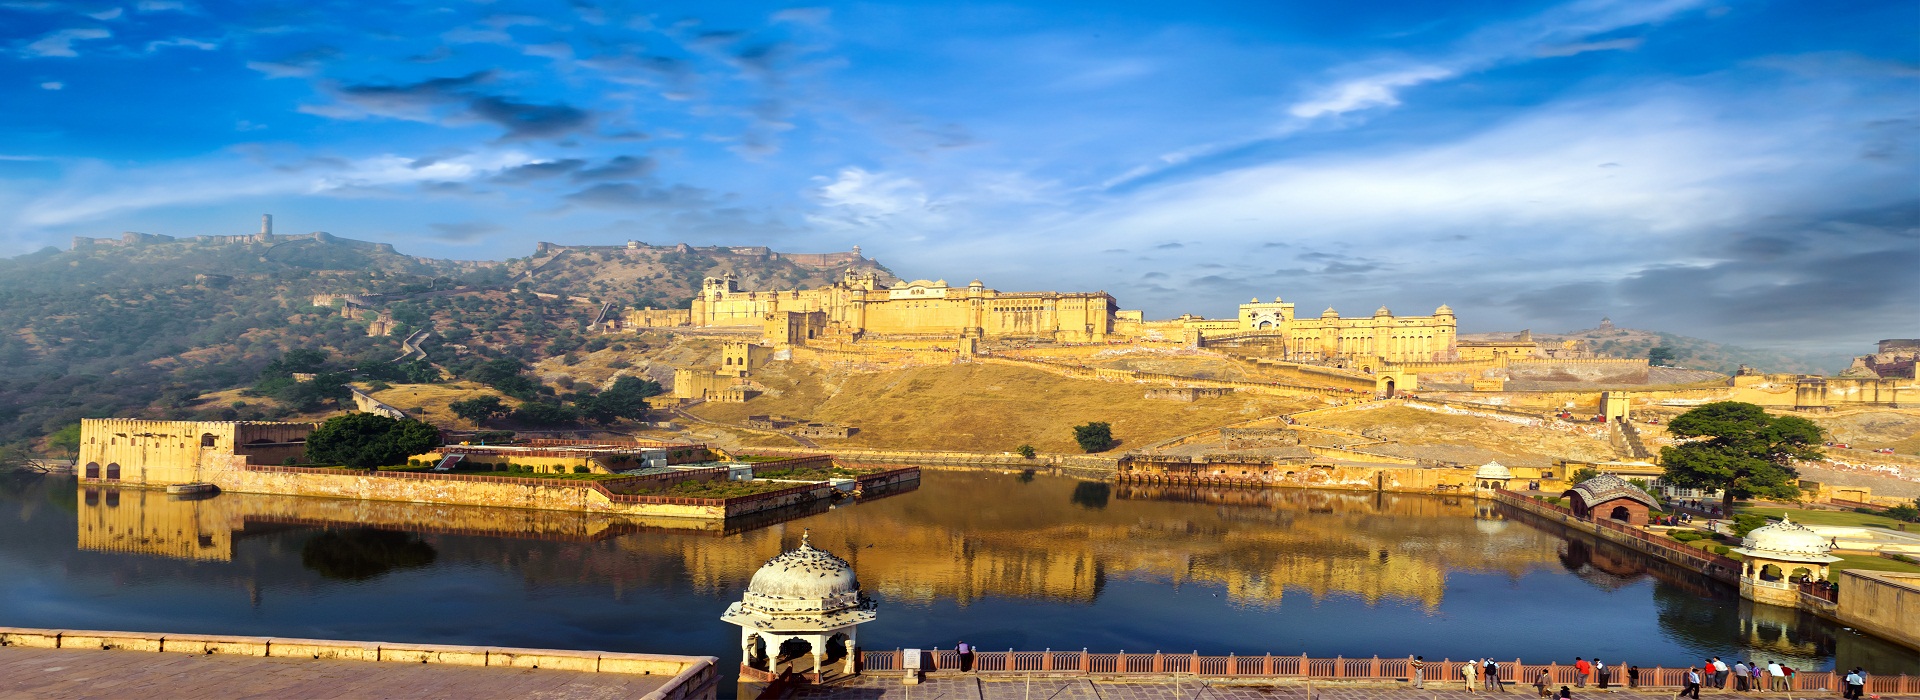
[632,270,1460,363]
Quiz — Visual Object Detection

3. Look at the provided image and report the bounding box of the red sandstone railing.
[851,651,1918,692]
[1797,579,1840,603]
[746,455,837,475]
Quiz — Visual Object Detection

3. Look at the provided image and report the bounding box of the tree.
[511,400,580,427]
[46,423,81,456]
[1659,401,1823,510]
[575,375,661,425]
[305,413,443,469]
[1073,422,1116,453]
[1570,466,1602,484]
[449,395,509,425]
[1016,444,1036,459]
[1648,346,1677,367]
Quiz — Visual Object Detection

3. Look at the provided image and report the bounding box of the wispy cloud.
[23,28,111,57]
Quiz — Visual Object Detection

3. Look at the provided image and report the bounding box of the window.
[84,462,100,479]
[105,463,121,480]
[201,433,217,447]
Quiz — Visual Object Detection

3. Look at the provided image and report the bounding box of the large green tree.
[1659,401,1823,509]
[305,413,443,469]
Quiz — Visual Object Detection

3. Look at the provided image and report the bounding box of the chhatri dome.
[723,532,877,678]
[1734,516,1840,563]
[1474,461,1513,481]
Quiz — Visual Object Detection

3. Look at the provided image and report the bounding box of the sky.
[1,0,1915,353]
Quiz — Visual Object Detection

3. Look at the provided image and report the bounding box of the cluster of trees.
[304,413,443,468]
[248,348,442,413]
[450,374,661,428]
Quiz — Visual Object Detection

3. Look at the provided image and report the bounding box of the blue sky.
[2,0,1915,352]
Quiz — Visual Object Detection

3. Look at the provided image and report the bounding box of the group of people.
[1406,655,1871,697]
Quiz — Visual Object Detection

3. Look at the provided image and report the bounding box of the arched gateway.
[722,532,877,680]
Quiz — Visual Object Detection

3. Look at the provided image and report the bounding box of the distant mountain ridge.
[1464,320,1853,376]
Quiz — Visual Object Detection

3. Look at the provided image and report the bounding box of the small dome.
[1475,461,1513,480]
[1738,516,1837,561]
[1321,307,1339,318]
[747,534,859,599]
[1374,305,1392,316]
[969,279,983,287]
[1435,304,1454,315]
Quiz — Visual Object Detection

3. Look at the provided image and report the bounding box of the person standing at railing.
[1679,668,1704,699]
[1411,656,1425,689]
[956,641,974,673]
[1732,661,1750,692]
[1595,659,1608,689]
[1462,658,1479,693]
[1628,665,1641,689]
[1844,669,1865,700]
[1711,657,1730,689]
[1536,669,1553,697]
[1485,658,1503,692]
[1575,658,1592,688]
[1767,661,1786,691]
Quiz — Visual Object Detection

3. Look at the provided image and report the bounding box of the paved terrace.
[787,676,1920,700]
[0,628,716,700]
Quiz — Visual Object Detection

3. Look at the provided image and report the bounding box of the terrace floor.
[0,646,677,699]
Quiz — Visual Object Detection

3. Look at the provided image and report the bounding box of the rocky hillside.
[0,233,894,453]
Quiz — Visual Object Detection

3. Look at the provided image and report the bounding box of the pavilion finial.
[802,529,811,547]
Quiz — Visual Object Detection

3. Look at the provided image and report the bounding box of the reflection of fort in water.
[80,472,1590,611]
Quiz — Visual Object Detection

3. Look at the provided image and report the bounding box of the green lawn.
[1737,506,1905,529]
[1829,553,1920,581]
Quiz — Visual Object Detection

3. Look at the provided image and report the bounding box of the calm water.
[2,468,1913,692]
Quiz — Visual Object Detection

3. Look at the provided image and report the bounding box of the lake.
[1,467,1912,694]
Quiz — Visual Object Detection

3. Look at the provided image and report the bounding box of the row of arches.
[83,462,121,480]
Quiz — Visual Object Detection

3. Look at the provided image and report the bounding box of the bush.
[573,465,590,474]
[1730,513,1770,537]
[1671,530,1706,543]
[1714,545,1732,555]
[1073,422,1116,453]
[1886,501,1920,523]
[1016,444,1036,459]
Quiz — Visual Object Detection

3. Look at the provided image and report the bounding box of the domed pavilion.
[722,532,877,680]
[1474,461,1515,492]
[1731,516,1841,606]
[1561,473,1659,526]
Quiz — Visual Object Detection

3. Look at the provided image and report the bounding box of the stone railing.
[849,650,1918,692]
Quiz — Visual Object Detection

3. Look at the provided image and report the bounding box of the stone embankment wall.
[1491,489,1739,583]
[1833,570,1920,651]
[744,446,1118,477]
[0,627,719,700]
[1119,460,1484,494]
[349,387,408,419]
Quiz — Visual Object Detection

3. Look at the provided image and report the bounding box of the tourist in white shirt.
[1766,662,1786,692]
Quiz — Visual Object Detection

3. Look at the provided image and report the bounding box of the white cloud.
[12,150,536,229]
[24,28,111,58]
[135,0,186,12]
[145,37,216,51]
[1537,37,1645,57]
[806,167,939,230]
[40,81,63,90]
[1288,66,1455,118]
[88,7,123,20]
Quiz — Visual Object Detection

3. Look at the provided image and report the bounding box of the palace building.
[634,269,1460,365]
[641,270,1121,343]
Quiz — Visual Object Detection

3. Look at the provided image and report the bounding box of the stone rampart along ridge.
[0,627,719,700]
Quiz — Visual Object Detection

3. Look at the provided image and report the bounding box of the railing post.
[1301,653,1309,677]
[1335,655,1343,678]
[1227,652,1235,677]
[1081,648,1089,673]
[895,649,903,669]
[1155,651,1164,673]
[1264,653,1273,676]
[1045,648,1052,672]
[1371,655,1380,678]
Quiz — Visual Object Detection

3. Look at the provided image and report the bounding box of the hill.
[0,232,892,454]
[1465,321,1851,375]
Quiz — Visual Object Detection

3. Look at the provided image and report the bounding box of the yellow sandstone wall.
[78,419,315,486]
[1835,570,1920,651]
